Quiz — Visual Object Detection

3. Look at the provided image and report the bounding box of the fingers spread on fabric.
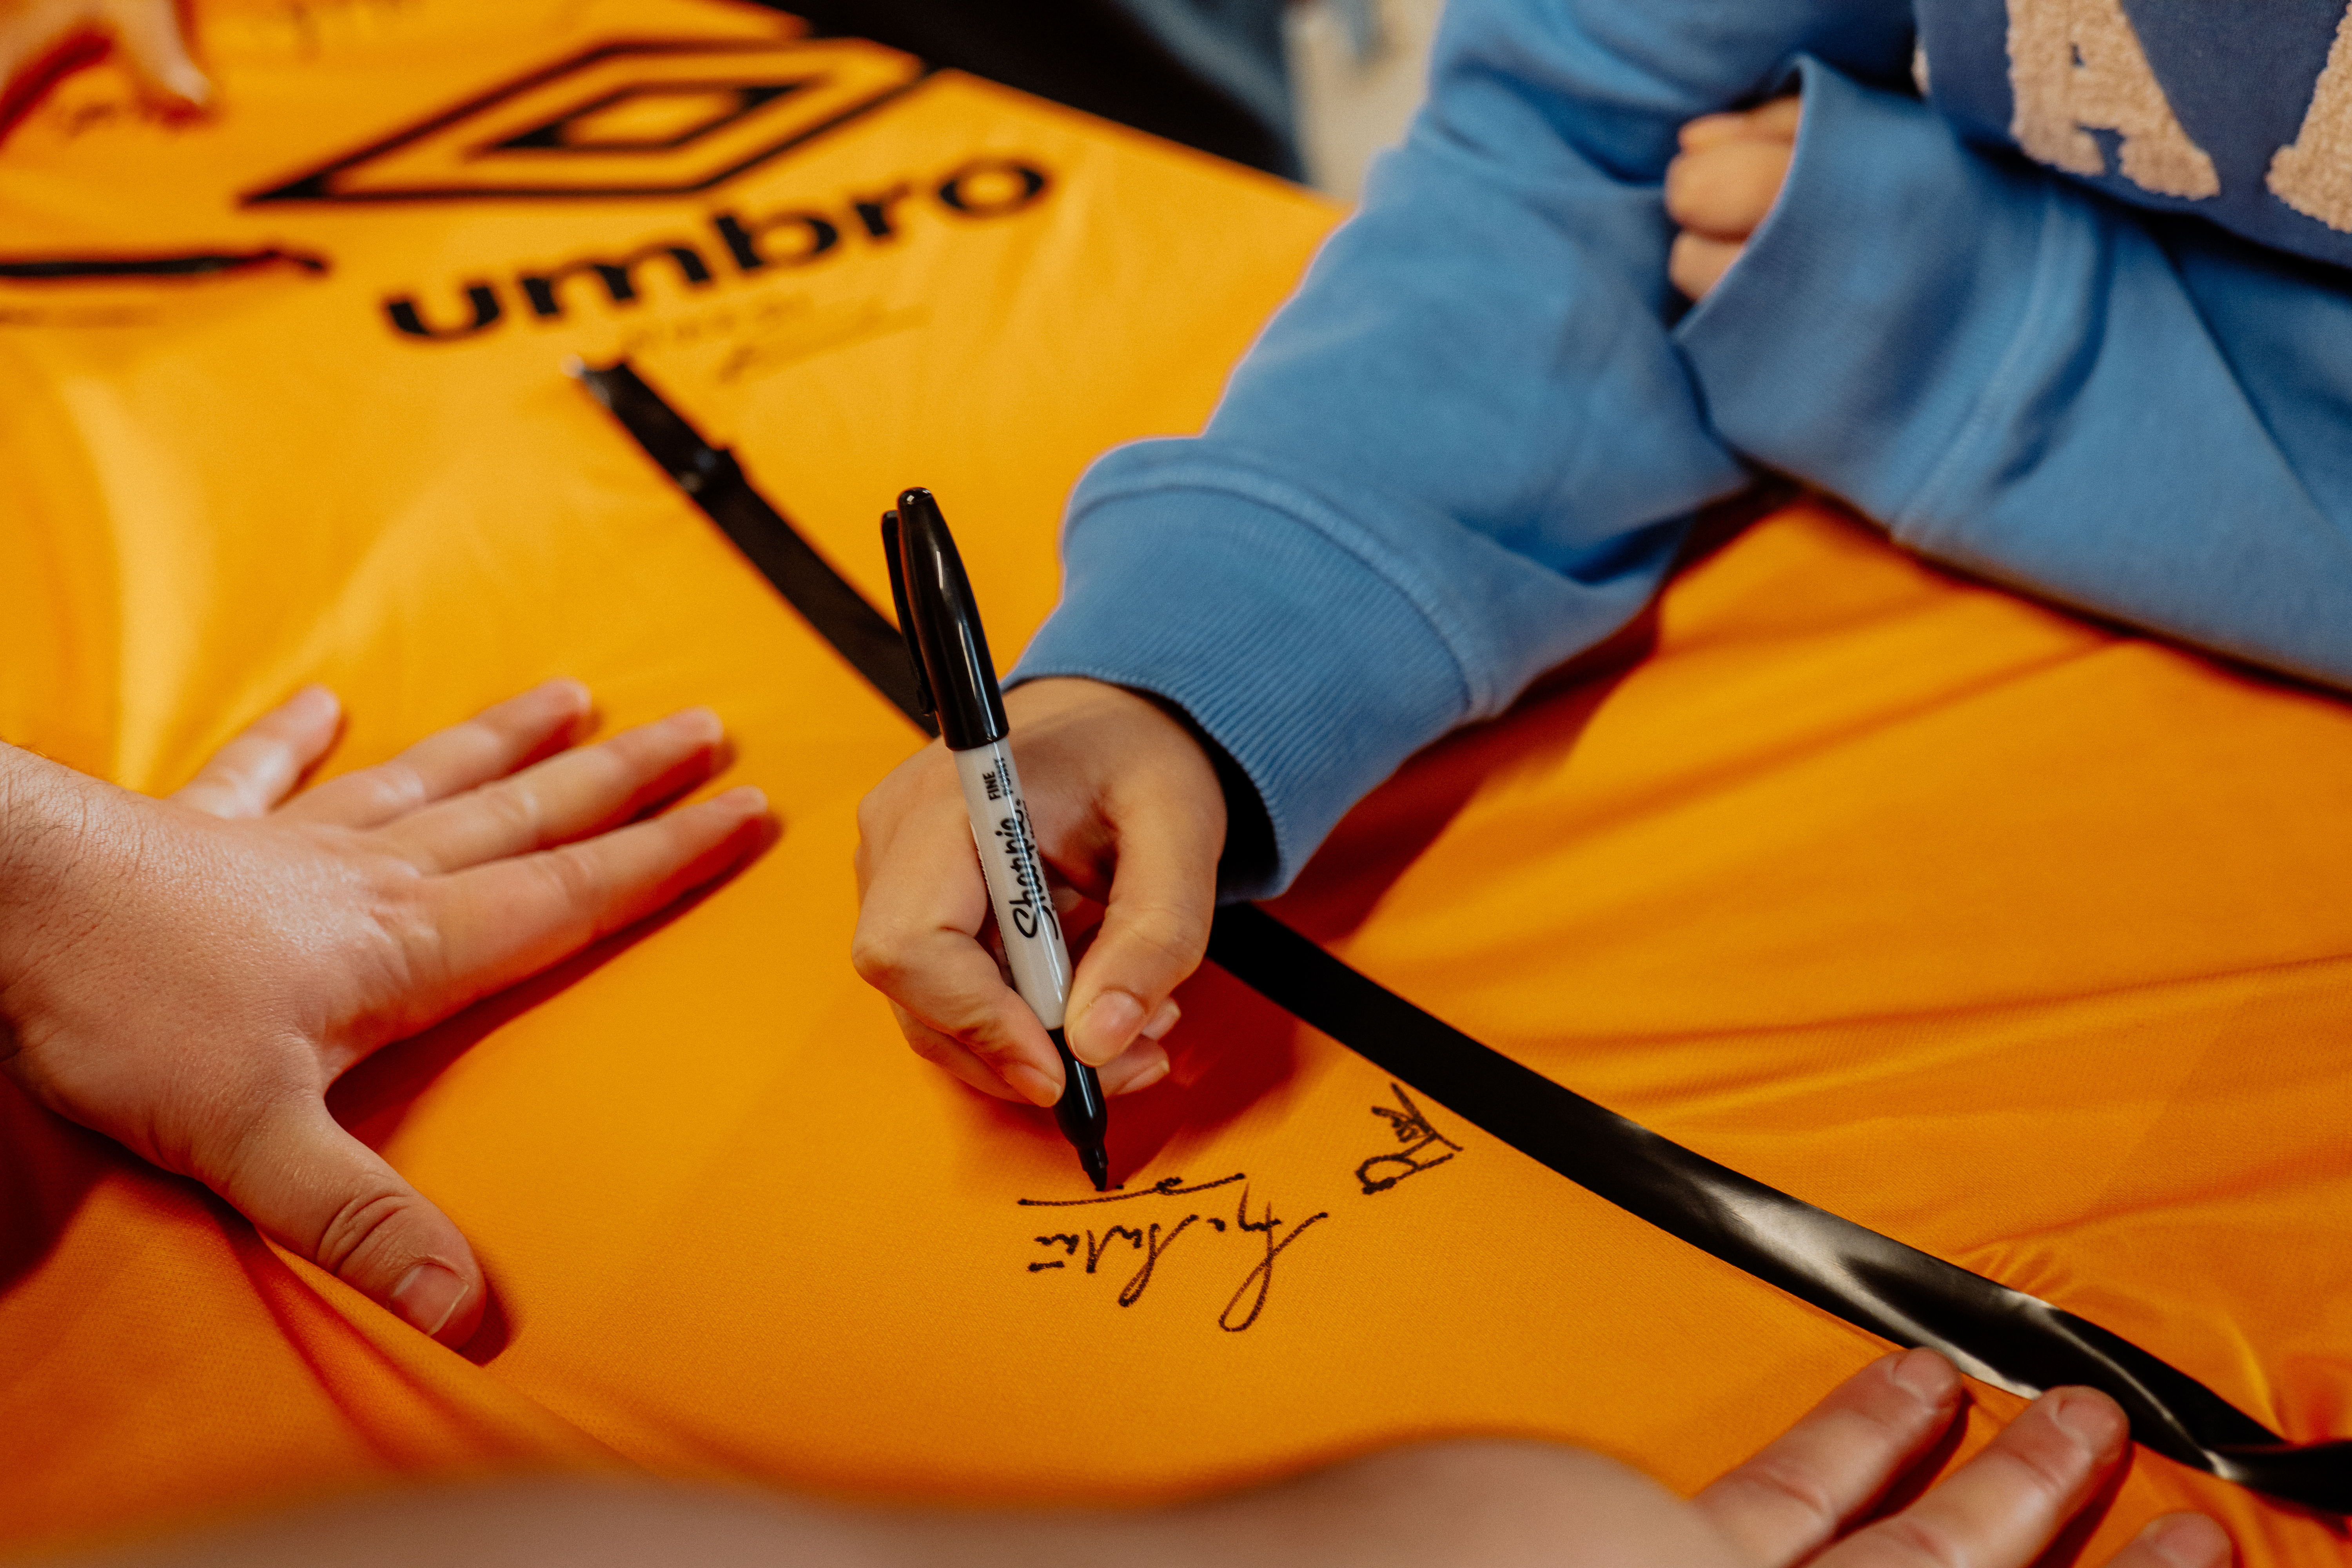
[1816,1387,2129,1568]
[102,0,209,106]
[212,1095,485,1346]
[379,706,724,873]
[279,679,592,829]
[1693,1350,1962,1566]
[422,786,771,1013]
[171,685,341,819]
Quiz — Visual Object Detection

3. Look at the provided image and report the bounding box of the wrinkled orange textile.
[4,2,2351,1562]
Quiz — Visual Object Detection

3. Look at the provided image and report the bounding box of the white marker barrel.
[954,739,1073,1029]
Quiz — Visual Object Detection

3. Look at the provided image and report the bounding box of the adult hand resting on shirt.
[58,1352,2228,1567]
[0,0,210,114]
[0,680,771,1346]
[1666,93,1800,300]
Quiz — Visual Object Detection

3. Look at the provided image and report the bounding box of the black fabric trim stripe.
[578,356,2352,1515]
[1204,904,2352,1512]
[575,361,931,725]
[0,249,328,281]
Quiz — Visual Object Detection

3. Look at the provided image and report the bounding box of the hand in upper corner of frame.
[1665,93,1800,302]
[851,677,1223,1109]
[0,0,211,119]
[0,680,775,1347]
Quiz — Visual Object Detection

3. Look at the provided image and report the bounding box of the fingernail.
[293,684,339,718]
[1074,991,1144,1062]
[1138,998,1181,1041]
[1890,1347,1957,1405]
[671,706,723,742]
[2136,1514,2230,1568]
[1005,1060,1063,1108]
[164,61,213,106]
[545,677,592,711]
[2049,1389,2127,1458]
[390,1261,470,1338]
[717,784,768,814]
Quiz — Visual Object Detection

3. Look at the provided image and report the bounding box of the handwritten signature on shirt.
[1355,1082,1462,1194]
[1020,1172,1327,1331]
[1012,1084,1465,1330]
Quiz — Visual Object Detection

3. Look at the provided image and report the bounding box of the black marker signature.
[1018,1172,1246,1207]
[1025,1217,1201,1306]
[1354,1082,1461,1194]
[1020,1174,1325,1329]
[1220,1186,1330,1333]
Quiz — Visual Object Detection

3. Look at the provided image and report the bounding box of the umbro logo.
[244,36,927,204]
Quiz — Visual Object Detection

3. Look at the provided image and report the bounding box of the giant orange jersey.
[3,2,2350,1562]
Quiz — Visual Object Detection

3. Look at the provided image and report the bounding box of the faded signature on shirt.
[1019,1172,1330,1331]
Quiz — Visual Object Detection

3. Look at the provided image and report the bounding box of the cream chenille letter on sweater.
[2270,3,2352,232]
[2005,0,2220,199]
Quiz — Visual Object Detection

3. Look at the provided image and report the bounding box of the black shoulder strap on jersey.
[578,358,2352,1514]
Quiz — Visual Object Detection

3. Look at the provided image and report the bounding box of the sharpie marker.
[884,488,1110,1190]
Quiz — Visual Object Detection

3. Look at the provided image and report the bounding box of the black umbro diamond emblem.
[243,37,928,204]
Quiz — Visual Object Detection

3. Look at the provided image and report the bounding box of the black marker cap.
[890,488,1007,751]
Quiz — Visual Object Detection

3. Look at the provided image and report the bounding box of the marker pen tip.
[1080,1146,1110,1192]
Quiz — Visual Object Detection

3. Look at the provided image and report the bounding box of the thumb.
[1062,795,1218,1069]
[213,1096,485,1346]
[103,0,211,107]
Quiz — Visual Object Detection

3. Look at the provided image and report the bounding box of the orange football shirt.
[3,2,2349,1561]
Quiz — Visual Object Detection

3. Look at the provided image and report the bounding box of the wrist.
[1120,687,1269,899]
[1003,673,1239,887]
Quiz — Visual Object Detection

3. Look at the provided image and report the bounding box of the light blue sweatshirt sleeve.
[1016,0,1916,897]
[1014,0,2352,899]
[1679,61,2352,681]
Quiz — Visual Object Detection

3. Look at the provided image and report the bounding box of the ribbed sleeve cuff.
[1012,444,1477,900]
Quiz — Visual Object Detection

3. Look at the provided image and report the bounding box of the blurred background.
[1282,0,1443,200]
[769,0,1441,200]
